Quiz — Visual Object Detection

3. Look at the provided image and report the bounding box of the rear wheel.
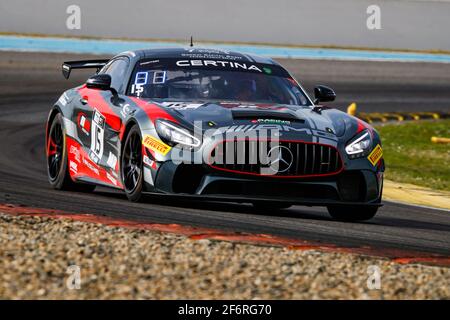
[47,113,95,192]
[121,125,144,202]
[327,205,378,221]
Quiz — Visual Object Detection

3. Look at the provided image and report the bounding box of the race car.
[46,47,384,221]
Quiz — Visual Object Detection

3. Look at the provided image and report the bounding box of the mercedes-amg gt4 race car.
[46,48,384,221]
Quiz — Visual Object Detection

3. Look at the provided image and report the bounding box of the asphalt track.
[0,51,449,257]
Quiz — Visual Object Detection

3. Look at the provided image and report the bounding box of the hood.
[157,101,349,139]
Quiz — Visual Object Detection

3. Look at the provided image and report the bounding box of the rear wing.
[62,59,109,79]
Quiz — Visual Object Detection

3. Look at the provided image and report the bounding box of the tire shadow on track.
[93,189,346,222]
[92,188,450,234]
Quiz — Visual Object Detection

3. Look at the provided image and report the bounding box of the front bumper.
[146,162,383,206]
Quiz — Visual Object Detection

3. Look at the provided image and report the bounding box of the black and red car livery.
[46,47,384,221]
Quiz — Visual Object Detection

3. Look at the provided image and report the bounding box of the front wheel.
[121,125,144,202]
[327,205,379,221]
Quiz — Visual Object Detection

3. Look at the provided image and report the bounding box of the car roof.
[115,47,281,66]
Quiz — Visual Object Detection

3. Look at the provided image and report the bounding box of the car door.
[72,57,129,187]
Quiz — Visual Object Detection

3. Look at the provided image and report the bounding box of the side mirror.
[314,85,336,104]
[86,74,120,105]
[86,74,112,90]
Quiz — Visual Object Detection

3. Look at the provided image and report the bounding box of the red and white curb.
[1,203,449,267]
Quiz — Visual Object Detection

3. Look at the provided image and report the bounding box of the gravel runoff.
[0,212,448,299]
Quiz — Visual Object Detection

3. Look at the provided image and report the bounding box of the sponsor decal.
[218,103,286,110]
[89,110,105,164]
[251,119,291,125]
[106,172,117,186]
[142,135,171,156]
[120,103,135,118]
[106,152,118,169]
[77,113,90,136]
[69,161,78,174]
[140,59,160,66]
[130,83,144,96]
[184,48,231,55]
[143,155,155,168]
[110,170,119,179]
[212,124,312,135]
[58,93,69,106]
[176,60,262,72]
[368,144,383,166]
[82,157,100,175]
[180,48,242,61]
[69,145,81,163]
[160,102,204,110]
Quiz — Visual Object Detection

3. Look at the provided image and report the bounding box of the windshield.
[127,58,312,106]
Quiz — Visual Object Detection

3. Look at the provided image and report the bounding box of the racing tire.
[252,201,292,210]
[121,124,144,202]
[47,113,95,192]
[327,205,378,221]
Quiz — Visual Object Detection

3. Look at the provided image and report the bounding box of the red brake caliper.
[47,136,57,156]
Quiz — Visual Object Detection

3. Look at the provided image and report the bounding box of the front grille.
[209,139,343,177]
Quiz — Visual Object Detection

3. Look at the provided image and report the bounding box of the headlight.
[345,130,372,158]
[155,120,201,148]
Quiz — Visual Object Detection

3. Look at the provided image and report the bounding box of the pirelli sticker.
[368,144,383,166]
[142,135,171,156]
